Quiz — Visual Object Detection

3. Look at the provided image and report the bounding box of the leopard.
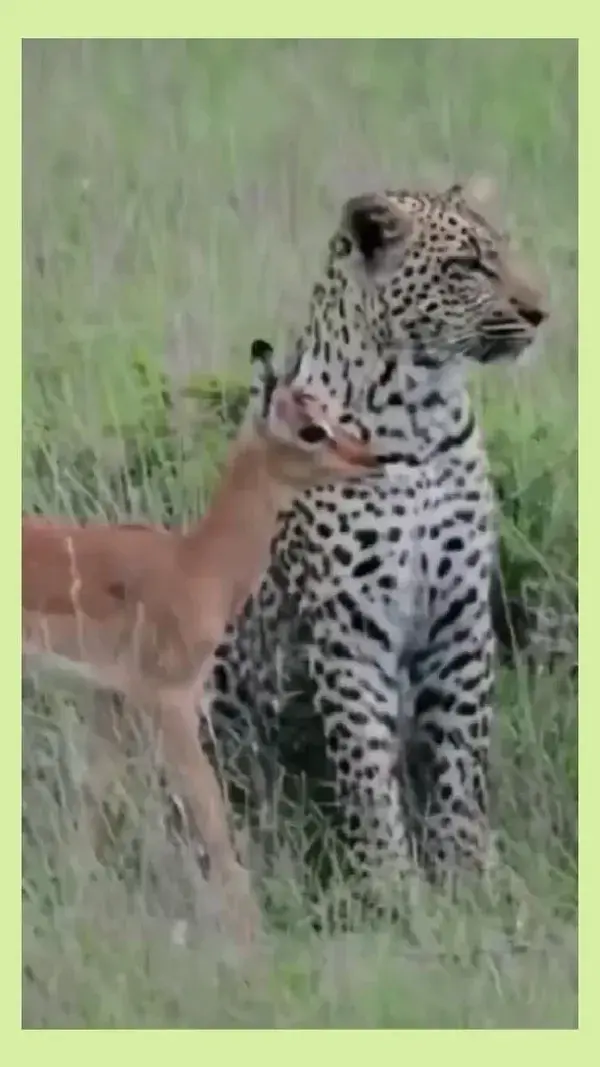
[207,177,548,894]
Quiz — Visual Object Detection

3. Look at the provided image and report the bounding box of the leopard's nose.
[519,304,546,328]
[507,267,549,329]
[510,296,548,329]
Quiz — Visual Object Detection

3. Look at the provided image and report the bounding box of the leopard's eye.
[443,255,481,273]
[442,254,499,283]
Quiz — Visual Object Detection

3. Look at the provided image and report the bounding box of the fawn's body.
[22,346,383,944]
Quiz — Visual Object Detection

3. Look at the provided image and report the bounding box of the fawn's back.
[22,518,204,687]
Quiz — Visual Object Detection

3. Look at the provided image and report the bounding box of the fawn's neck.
[179,436,292,620]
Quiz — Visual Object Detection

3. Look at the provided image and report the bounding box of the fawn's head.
[249,338,384,487]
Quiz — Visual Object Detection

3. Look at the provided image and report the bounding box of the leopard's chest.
[274,453,495,604]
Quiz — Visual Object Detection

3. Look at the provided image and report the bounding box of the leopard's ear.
[463,173,499,213]
[342,193,412,267]
[444,175,503,226]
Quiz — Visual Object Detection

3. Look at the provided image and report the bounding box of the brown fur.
[22,382,382,945]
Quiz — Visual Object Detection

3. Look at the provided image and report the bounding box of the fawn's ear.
[249,337,278,418]
[250,338,274,367]
[342,193,413,269]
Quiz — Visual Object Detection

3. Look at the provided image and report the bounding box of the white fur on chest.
[281,449,494,617]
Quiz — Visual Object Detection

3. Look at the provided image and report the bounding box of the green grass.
[22,40,577,1029]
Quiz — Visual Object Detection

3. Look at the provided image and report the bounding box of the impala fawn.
[22,339,384,944]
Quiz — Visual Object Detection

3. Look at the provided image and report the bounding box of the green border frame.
[7,10,586,1045]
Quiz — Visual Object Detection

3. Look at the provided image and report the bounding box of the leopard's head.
[318,177,548,372]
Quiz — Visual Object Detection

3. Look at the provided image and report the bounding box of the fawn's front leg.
[148,683,261,947]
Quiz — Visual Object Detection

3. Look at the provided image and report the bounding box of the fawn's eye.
[298,424,329,444]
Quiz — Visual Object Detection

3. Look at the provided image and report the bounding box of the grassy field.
[22,40,578,1028]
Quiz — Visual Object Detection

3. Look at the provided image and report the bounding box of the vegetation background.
[22,39,577,1028]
